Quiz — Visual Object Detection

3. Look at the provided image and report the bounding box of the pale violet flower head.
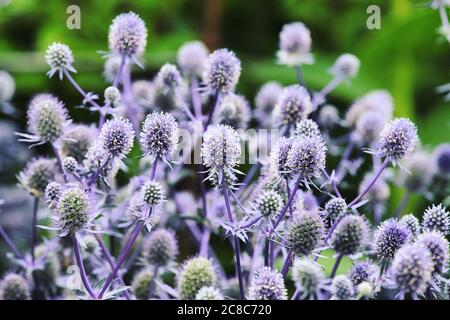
[331,275,354,300]
[353,110,386,145]
[331,53,360,79]
[345,90,393,126]
[273,85,313,128]
[45,43,76,79]
[433,143,450,175]
[248,267,288,300]
[422,204,449,235]
[177,41,209,78]
[269,136,294,179]
[291,258,327,299]
[213,93,251,129]
[294,118,321,138]
[18,157,57,197]
[277,22,313,66]
[416,231,449,275]
[374,218,410,263]
[99,117,135,159]
[203,49,241,93]
[399,150,435,193]
[254,81,283,128]
[108,12,147,58]
[378,118,418,164]
[155,63,183,91]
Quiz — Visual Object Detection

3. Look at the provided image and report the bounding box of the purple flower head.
[269,136,293,179]
[82,142,115,181]
[318,104,340,128]
[433,143,450,175]
[287,210,325,257]
[331,53,360,79]
[99,117,135,158]
[346,90,393,126]
[354,110,386,145]
[18,157,57,197]
[45,43,76,78]
[45,181,62,203]
[294,118,320,138]
[177,41,209,78]
[254,81,283,127]
[140,112,179,161]
[253,189,283,219]
[399,214,421,241]
[389,244,433,297]
[62,156,78,174]
[375,218,410,263]
[108,12,147,57]
[155,63,183,91]
[25,94,70,144]
[330,215,369,256]
[422,204,449,235]
[286,134,327,181]
[0,273,31,300]
[203,48,241,93]
[331,275,354,300]
[0,70,15,102]
[378,118,418,163]
[348,261,378,287]
[140,180,165,206]
[295,191,319,212]
[273,85,313,127]
[143,228,178,267]
[248,267,287,300]
[291,258,327,299]
[213,93,251,129]
[399,151,435,193]
[277,22,313,66]
[324,197,347,221]
[416,231,449,275]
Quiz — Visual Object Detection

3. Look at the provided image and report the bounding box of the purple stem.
[30,197,39,265]
[321,169,342,198]
[87,154,112,186]
[329,254,343,279]
[205,91,220,129]
[72,235,96,299]
[348,157,389,207]
[222,174,245,299]
[63,69,102,110]
[280,249,293,277]
[286,178,294,216]
[52,144,68,183]
[239,215,263,230]
[122,63,140,133]
[113,55,126,88]
[191,77,203,121]
[394,191,410,219]
[335,140,355,182]
[237,162,261,197]
[0,225,23,259]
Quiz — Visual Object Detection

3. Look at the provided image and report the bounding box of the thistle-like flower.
[62,157,78,174]
[155,63,183,91]
[177,41,209,78]
[416,231,449,275]
[348,261,379,287]
[140,180,165,207]
[318,104,340,129]
[276,22,313,66]
[18,94,70,146]
[132,80,155,110]
[254,81,283,128]
[353,110,386,145]
[99,117,135,159]
[195,286,224,300]
[286,210,325,257]
[389,244,433,298]
[61,125,96,162]
[45,182,62,203]
[324,197,347,221]
[331,275,354,300]
[330,215,369,256]
[273,85,313,128]
[213,93,251,129]
[294,119,321,138]
[331,53,360,80]
[104,86,121,105]
[45,43,76,79]
[268,136,293,179]
[140,112,179,161]
[108,12,147,59]
[291,258,327,299]
[286,134,327,181]
[143,229,178,267]
[201,124,241,186]
[422,204,449,235]
[131,268,154,300]
[374,218,410,263]
[433,143,450,175]
[0,274,31,300]
[399,214,421,241]
[203,49,241,93]
[18,157,57,197]
[55,186,91,237]
[177,257,217,300]
[248,267,288,300]
[345,90,393,127]
[253,189,283,219]
[378,118,418,164]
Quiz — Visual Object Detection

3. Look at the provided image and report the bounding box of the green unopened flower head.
[57,186,90,235]
[287,210,325,257]
[177,257,217,300]
[331,275,354,300]
[132,268,154,300]
[330,215,369,256]
[195,286,224,300]
[143,229,178,267]
[291,258,327,299]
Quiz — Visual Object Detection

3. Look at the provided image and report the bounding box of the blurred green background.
[0,0,449,275]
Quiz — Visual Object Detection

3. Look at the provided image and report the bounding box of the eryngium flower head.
[140,112,179,160]
[276,22,313,66]
[399,151,435,193]
[422,204,449,235]
[18,158,56,197]
[348,261,378,286]
[273,85,313,127]
[143,229,178,267]
[45,182,61,202]
[203,49,241,93]
[213,93,251,129]
[132,80,155,109]
[248,267,288,300]
[45,43,76,78]
[269,137,293,179]
[324,197,347,221]
[433,143,450,175]
[399,214,421,241]
[345,90,393,126]
[291,258,327,299]
[330,215,369,256]
[155,63,183,90]
[287,210,325,256]
[254,81,283,127]
[177,41,209,78]
[104,86,120,105]
[108,12,147,57]
[294,119,320,138]
[378,118,418,163]
[0,274,31,300]
[390,244,433,297]
[57,186,90,234]
[140,180,165,206]
[374,218,410,262]
[318,104,340,128]
[353,110,386,145]
[99,117,134,158]
[416,231,449,275]
[131,268,154,300]
[177,257,217,300]
[286,134,327,180]
[61,125,96,162]
[62,157,77,174]
[0,70,15,102]
[195,286,224,300]
[202,124,241,171]
[331,275,354,300]
[331,53,360,79]
[253,189,283,218]
[26,94,69,143]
